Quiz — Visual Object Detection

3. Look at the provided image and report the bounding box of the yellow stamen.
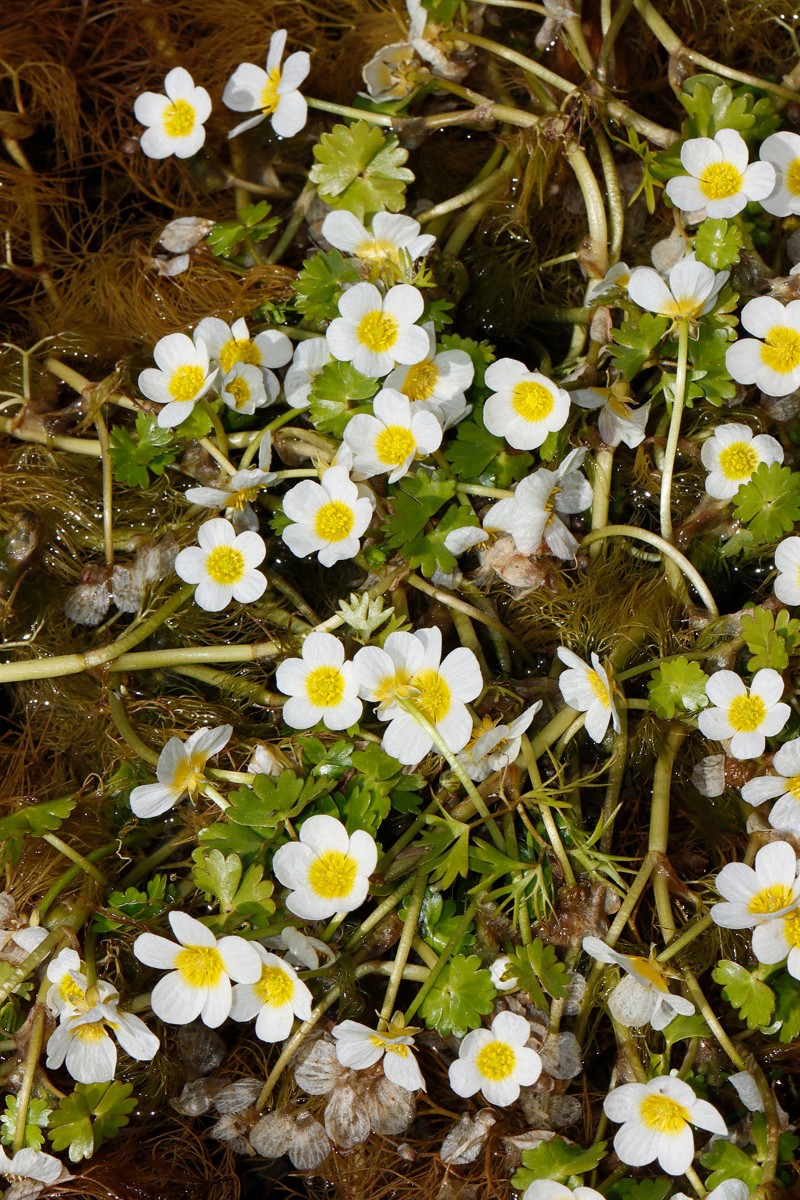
[475,1040,516,1081]
[748,883,794,915]
[640,1093,690,1134]
[175,945,225,988]
[401,360,438,402]
[225,377,251,409]
[168,365,205,402]
[163,100,196,138]
[305,665,346,708]
[308,850,358,900]
[314,500,354,543]
[784,909,800,947]
[786,159,800,197]
[587,669,610,707]
[717,441,758,481]
[220,338,261,374]
[205,545,245,586]
[357,311,399,354]
[727,693,766,733]
[261,68,282,115]
[74,1021,108,1042]
[412,669,451,723]
[374,424,416,466]
[511,380,554,423]
[760,326,800,375]
[255,965,295,1007]
[699,161,743,201]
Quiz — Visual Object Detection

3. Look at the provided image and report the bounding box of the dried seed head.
[363,1076,416,1136]
[294,1037,342,1095]
[324,1083,370,1148]
[213,1078,262,1114]
[208,1113,254,1156]
[250,1109,332,1169]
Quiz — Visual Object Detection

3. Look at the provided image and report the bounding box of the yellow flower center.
[375,667,412,706]
[225,377,251,409]
[785,158,800,197]
[511,380,554,423]
[307,849,358,900]
[748,883,794,915]
[356,238,399,262]
[717,441,758,481]
[787,772,800,799]
[640,1093,690,1134]
[305,664,346,708]
[587,669,610,707]
[784,909,800,947]
[168,365,205,402]
[170,756,200,794]
[629,956,669,992]
[369,1035,409,1057]
[727,693,766,733]
[220,338,260,374]
[255,964,295,1007]
[760,326,800,375]
[475,1040,516,1082]
[412,668,451,723]
[261,68,282,115]
[74,1020,108,1042]
[314,500,355,543]
[163,100,196,138]
[374,423,416,466]
[357,311,399,354]
[401,360,439,402]
[175,945,225,988]
[205,545,246,586]
[699,161,743,201]
[58,975,86,1005]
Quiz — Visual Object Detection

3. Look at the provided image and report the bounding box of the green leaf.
[293,248,360,324]
[191,849,243,908]
[511,1137,608,1190]
[308,360,379,435]
[438,333,495,389]
[648,657,710,719]
[773,969,800,1042]
[661,1012,712,1044]
[700,1138,761,1191]
[173,402,214,442]
[0,796,77,865]
[401,503,479,579]
[385,468,456,551]
[93,876,171,932]
[49,1082,136,1162]
[606,1180,671,1200]
[417,891,474,954]
[443,413,534,487]
[419,954,495,1038]
[607,312,670,379]
[207,201,280,259]
[694,219,744,270]
[733,463,800,544]
[423,813,471,889]
[109,415,177,488]
[684,324,738,407]
[712,960,775,1029]
[310,122,414,220]
[679,76,779,141]
[740,605,800,671]
[507,938,569,1010]
[1,1096,50,1149]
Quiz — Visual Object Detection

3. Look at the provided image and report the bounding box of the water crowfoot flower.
[557,648,620,743]
[352,630,426,715]
[697,668,790,759]
[482,359,570,450]
[572,384,650,448]
[175,518,267,611]
[759,131,800,217]
[582,937,695,1030]
[45,949,117,1016]
[281,466,374,567]
[627,257,728,321]
[751,906,800,978]
[482,449,592,560]
[332,1020,426,1091]
[137,332,217,428]
[603,1075,727,1174]
[129,724,233,819]
[223,28,310,140]
[665,129,774,220]
[457,704,542,782]
[709,840,800,928]
[342,388,442,482]
[134,68,211,160]
[326,282,428,377]
[521,1184,605,1200]
[322,211,435,268]
[741,737,800,836]
[0,1147,64,1190]
[725,297,800,396]
[46,998,159,1083]
[284,337,331,409]
[194,317,292,397]
[448,1011,542,1107]
[386,322,474,429]
[276,631,362,730]
[230,945,312,1041]
[133,911,261,1027]
[701,423,783,500]
[272,814,378,919]
[774,536,800,605]
[184,433,278,532]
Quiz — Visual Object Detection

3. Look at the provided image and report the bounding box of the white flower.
[627,257,729,321]
[586,261,631,303]
[284,337,331,409]
[342,388,442,482]
[133,911,261,1027]
[457,705,541,782]
[272,814,378,919]
[219,363,268,414]
[751,906,800,979]
[248,743,283,776]
[665,129,774,220]
[362,42,418,102]
[572,385,650,449]
[697,668,790,759]
[582,937,695,1031]
[603,1075,727,1175]
[760,131,800,217]
[482,358,570,451]
[674,1184,749,1200]
[46,998,159,1083]
[266,925,335,969]
[129,724,232,819]
[134,68,211,160]
[281,465,374,567]
[482,449,593,561]
[230,944,312,1041]
[45,949,117,1017]
[322,211,435,267]
[137,331,217,428]
[276,631,362,731]
[354,626,482,765]
[774,536,800,606]
[332,1020,426,1091]
[184,435,277,532]
[726,297,800,396]
[0,1147,63,1187]
[521,1184,605,1200]
[741,737,800,837]
[175,517,267,611]
[326,282,428,378]
[489,955,519,993]
[448,1011,542,1107]
[223,28,310,140]
[700,422,784,500]
[194,317,292,397]
[710,840,800,928]
[557,647,620,743]
[386,322,474,429]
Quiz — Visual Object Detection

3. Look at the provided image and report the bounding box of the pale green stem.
[94,409,114,567]
[683,1165,706,1199]
[681,966,745,1070]
[650,729,686,944]
[13,986,47,1153]
[660,319,689,544]
[453,31,576,93]
[600,712,627,853]
[267,182,316,266]
[35,842,118,921]
[379,873,428,1026]
[520,738,576,886]
[41,833,108,885]
[404,903,477,1022]
[344,876,419,952]
[200,398,230,461]
[656,914,712,964]
[107,685,160,766]
[443,150,518,256]
[0,900,93,1005]
[407,572,528,655]
[565,144,609,278]
[110,640,281,673]
[169,664,282,707]
[0,414,101,457]
[593,126,624,262]
[590,448,614,558]
[306,98,394,125]
[417,163,519,224]
[598,0,636,83]
[580,525,717,615]
[199,435,236,475]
